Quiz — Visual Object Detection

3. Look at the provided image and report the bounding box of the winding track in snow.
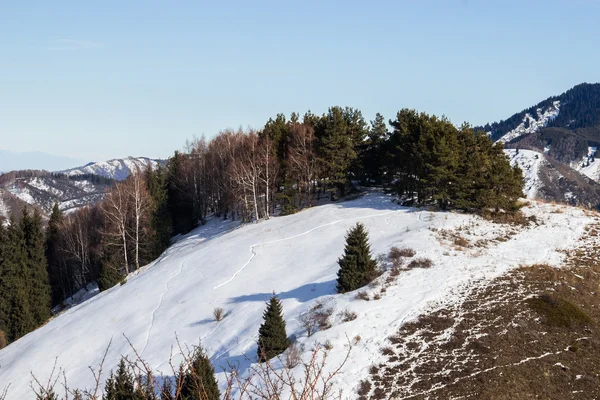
[141,259,188,355]
[212,209,403,290]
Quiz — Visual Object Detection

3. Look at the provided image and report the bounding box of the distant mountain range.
[0,157,162,222]
[480,83,600,207]
[57,156,161,181]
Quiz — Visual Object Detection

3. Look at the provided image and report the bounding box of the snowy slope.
[0,192,592,399]
[59,157,160,181]
[496,101,560,144]
[504,149,544,198]
[575,146,600,182]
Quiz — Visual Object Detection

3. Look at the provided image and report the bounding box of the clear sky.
[1,0,599,161]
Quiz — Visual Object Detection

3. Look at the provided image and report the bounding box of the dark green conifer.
[179,346,220,400]
[257,295,289,362]
[21,208,52,325]
[336,222,378,293]
[2,215,36,342]
[46,202,66,306]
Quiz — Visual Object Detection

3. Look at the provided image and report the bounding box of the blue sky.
[1,0,599,161]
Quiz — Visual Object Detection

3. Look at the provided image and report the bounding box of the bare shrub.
[353,335,361,344]
[213,307,225,322]
[28,334,353,400]
[373,292,382,300]
[0,330,6,350]
[339,309,357,322]
[389,246,416,261]
[300,301,334,336]
[285,342,302,368]
[355,291,370,301]
[407,257,433,269]
[323,339,334,351]
[453,236,470,248]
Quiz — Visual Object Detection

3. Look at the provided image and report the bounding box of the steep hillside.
[0,172,113,217]
[482,83,600,145]
[0,192,594,399]
[59,156,161,181]
[505,149,600,208]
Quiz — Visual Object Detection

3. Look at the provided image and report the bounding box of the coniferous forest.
[0,106,524,347]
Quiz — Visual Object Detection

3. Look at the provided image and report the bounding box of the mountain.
[0,192,596,398]
[0,150,85,173]
[506,149,600,208]
[480,83,600,207]
[0,171,114,218]
[58,156,162,181]
[481,83,600,165]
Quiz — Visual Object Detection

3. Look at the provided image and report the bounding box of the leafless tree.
[101,181,131,273]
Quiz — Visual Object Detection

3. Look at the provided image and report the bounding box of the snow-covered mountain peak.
[58,157,161,181]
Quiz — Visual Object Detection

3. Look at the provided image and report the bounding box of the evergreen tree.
[21,208,52,325]
[336,222,378,293]
[363,113,389,184]
[166,152,196,235]
[46,202,66,306]
[2,216,35,342]
[0,222,7,342]
[103,358,140,400]
[257,295,289,362]
[315,106,367,197]
[179,346,220,400]
[146,164,173,258]
[104,372,117,400]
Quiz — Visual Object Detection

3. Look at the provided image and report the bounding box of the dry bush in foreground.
[26,335,352,400]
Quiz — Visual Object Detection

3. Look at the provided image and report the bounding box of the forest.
[0,106,524,347]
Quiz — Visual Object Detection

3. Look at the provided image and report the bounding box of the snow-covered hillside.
[504,149,544,198]
[496,101,560,144]
[575,146,600,182]
[59,157,161,181]
[0,192,592,399]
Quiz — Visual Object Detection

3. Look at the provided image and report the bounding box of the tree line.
[0,106,523,347]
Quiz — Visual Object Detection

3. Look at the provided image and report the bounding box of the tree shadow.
[228,280,336,305]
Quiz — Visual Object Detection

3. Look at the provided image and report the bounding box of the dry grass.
[360,227,600,400]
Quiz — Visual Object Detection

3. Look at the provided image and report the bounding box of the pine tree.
[179,346,220,400]
[103,358,139,400]
[21,208,52,325]
[364,113,389,184]
[46,203,65,306]
[166,152,196,235]
[257,295,289,362]
[336,222,378,293]
[3,215,35,342]
[146,164,173,258]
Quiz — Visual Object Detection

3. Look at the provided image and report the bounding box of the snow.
[59,157,159,181]
[7,185,35,205]
[575,146,600,182]
[0,192,592,399]
[504,149,544,198]
[27,177,64,197]
[0,192,8,221]
[496,101,560,144]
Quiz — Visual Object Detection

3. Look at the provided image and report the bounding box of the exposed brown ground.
[359,217,600,400]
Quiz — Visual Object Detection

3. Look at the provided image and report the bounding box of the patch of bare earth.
[360,220,600,400]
